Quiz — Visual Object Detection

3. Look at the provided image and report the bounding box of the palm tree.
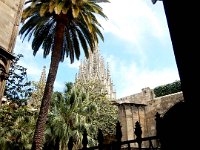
[19,0,107,149]
[45,82,97,149]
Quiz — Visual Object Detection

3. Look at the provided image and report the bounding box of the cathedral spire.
[27,66,46,110]
[107,62,110,76]
[75,46,116,100]
[39,66,46,84]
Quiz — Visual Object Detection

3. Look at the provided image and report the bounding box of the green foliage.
[28,76,46,109]
[0,104,37,150]
[153,80,182,97]
[20,0,107,64]
[4,54,33,103]
[0,80,118,149]
[44,83,88,149]
[44,81,118,149]
[19,0,108,148]
[75,80,118,141]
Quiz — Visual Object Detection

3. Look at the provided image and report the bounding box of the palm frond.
[71,27,81,60]
[54,1,65,15]
[40,2,49,16]
[22,5,40,22]
[65,27,75,63]
[49,0,56,13]
[32,17,55,56]
[75,18,95,54]
[71,5,79,18]
[42,19,56,57]
[20,14,40,41]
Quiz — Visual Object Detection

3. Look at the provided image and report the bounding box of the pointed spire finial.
[39,66,46,83]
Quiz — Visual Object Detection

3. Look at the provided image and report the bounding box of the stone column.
[137,105,148,147]
[118,104,127,142]
[125,105,134,141]
[131,105,140,147]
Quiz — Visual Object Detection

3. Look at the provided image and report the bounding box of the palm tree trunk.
[31,22,65,150]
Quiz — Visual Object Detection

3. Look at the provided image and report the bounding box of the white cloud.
[99,0,167,46]
[11,0,179,100]
[106,56,180,98]
[98,0,179,99]
[65,59,80,69]
[54,80,65,92]
[15,36,44,57]
[119,67,179,98]
[14,36,50,82]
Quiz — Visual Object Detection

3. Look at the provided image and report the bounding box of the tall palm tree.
[19,0,107,149]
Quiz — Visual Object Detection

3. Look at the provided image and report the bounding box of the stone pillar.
[123,104,142,148]
[118,104,127,142]
[131,105,141,147]
[137,105,149,147]
[125,105,134,141]
[142,87,154,101]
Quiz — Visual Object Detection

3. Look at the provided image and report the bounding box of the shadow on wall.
[157,101,197,150]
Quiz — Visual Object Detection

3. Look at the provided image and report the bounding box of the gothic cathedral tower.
[75,45,116,101]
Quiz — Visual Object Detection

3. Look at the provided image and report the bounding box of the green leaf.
[72,0,77,5]
[49,1,56,13]
[55,2,65,15]
[31,2,36,8]
[62,6,70,14]
[72,5,80,18]
[40,3,48,17]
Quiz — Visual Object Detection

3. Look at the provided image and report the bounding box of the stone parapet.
[117,87,154,105]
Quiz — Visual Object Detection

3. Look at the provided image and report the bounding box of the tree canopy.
[4,54,33,104]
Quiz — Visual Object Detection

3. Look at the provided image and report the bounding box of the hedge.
[153,80,181,97]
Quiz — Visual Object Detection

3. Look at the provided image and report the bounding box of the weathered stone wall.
[116,88,184,147]
[0,0,25,102]
[118,104,147,144]
[117,87,154,105]
[0,0,25,52]
[145,91,184,137]
[118,105,127,141]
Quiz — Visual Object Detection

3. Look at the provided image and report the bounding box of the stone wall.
[116,88,184,146]
[117,87,154,105]
[0,0,25,102]
[145,91,184,137]
[0,0,25,52]
[117,104,146,141]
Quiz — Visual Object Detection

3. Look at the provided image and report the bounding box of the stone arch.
[160,99,184,117]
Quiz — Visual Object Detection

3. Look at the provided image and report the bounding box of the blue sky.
[14,0,180,99]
